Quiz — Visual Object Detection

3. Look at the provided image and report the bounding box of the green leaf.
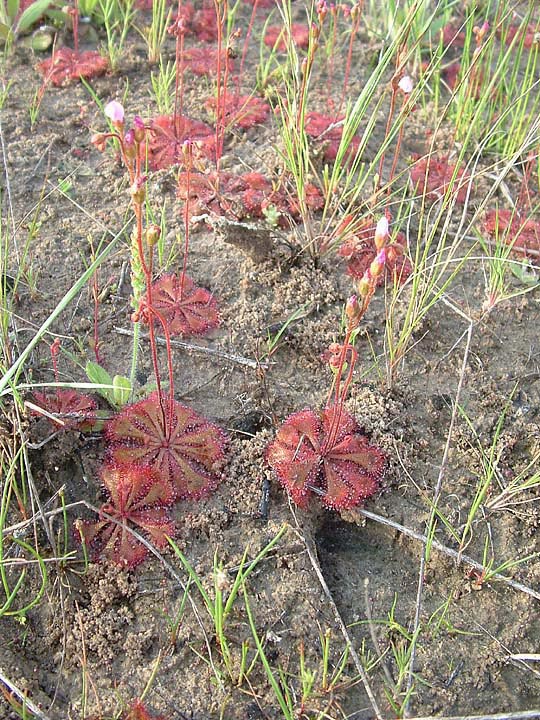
[25,27,52,50]
[85,361,114,403]
[0,22,12,40]
[7,0,19,24]
[112,375,131,407]
[17,0,53,34]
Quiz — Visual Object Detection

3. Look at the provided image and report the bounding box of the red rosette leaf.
[304,112,361,162]
[149,273,220,338]
[183,47,233,76]
[38,48,108,87]
[148,115,215,170]
[267,405,385,510]
[76,464,175,567]
[265,409,322,508]
[205,94,270,129]
[31,389,97,430]
[483,209,540,259]
[106,393,227,500]
[409,154,470,204]
[264,23,310,50]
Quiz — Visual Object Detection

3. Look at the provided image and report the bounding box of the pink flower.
[374,216,389,248]
[398,75,414,94]
[104,100,125,126]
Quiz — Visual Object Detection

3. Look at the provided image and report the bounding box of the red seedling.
[77,464,175,567]
[31,389,97,430]
[205,94,270,129]
[183,47,233,76]
[337,214,412,284]
[264,23,310,50]
[123,700,166,720]
[409,154,470,203]
[147,115,215,170]
[483,208,540,258]
[38,47,108,86]
[106,392,227,500]
[142,273,220,338]
[266,405,385,510]
[304,112,361,162]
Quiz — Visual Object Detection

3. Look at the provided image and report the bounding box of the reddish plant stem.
[338,1,363,115]
[173,0,186,129]
[238,0,259,91]
[72,0,79,54]
[180,142,193,298]
[323,328,357,454]
[213,0,227,170]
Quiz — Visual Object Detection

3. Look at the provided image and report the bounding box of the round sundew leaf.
[147,114,215,170]
[106,392,227,500]
[149,273,220,338]
[38,48,108,86]
[267,405,385,510]
[75,463,176,567]
[265,409,322,508]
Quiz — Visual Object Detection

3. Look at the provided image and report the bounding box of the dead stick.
[358,507,540,602]
[113,326,269,370]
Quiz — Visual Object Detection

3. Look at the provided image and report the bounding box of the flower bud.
[146,224,161,247]
[374,216,389,250]
[124,129,137,160]
[345,295,362,327]
[130,177,146,205]
[91,132,107,152]
[357,275,371,298]
[369,248,387,278]
[104,100,124,129]
[133,116,146,144]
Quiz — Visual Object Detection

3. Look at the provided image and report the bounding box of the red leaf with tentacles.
[266,406,385,510]
[106,393,227,500]
[264,23,310,50]
[147,273,220,338]
[147,115,215,170]
[38,48,108,87]
[77,464,175,567]
[409,154,470,203]
[205,94,270,129]
[483,208,540,258]
[304,112,361,162]
[178,170,322,224]
[183,47,233,76]
[32,389,97,430]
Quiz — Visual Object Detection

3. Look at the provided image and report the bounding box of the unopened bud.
[370,248,387,278]
[146,224,161,247]
[124,129,137,160]
[130,177,146,205]
[91,132,107,152]
[374,216,389,250]
[133,116,146,143]
[345,295,362,326]
[357,275,371,298]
